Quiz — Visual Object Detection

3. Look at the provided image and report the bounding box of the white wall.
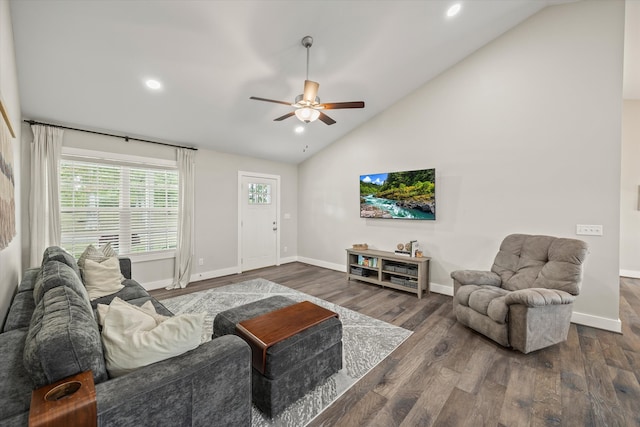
[20,126,298,289]
[298,0,624,331]
[193,150,297,282]
[0,0,22,327]
[620,100,640,278]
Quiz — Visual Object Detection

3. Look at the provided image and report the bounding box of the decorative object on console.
[352,243,368,250]
[360,169,435,219]
[394,240,417,256]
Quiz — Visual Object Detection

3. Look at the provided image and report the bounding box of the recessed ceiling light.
[145,79,162,90]
[446,3,461,18]
[295,126,305,134]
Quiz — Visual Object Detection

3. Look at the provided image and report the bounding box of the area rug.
[160,278,412,427]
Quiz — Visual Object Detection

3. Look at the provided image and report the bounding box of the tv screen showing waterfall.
[360,168,436,220]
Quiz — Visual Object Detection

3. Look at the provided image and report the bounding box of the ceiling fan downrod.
[301,35,313,81]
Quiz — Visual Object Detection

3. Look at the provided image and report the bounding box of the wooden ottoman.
[213,296,343,417]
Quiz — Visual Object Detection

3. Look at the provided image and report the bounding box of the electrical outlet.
[576,224,603,236]
[198,258,204,266]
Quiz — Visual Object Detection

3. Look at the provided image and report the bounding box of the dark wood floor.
[150,263,640,427]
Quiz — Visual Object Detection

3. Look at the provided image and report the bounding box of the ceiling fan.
[250,36,365,125]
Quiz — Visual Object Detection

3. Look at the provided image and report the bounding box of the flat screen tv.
[360,168,435,220]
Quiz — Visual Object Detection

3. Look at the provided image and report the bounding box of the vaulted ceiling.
[11,0,631,164]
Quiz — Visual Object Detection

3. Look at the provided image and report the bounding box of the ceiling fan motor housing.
[301,35,313,48]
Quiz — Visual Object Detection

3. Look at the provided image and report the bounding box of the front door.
[239,173,279,272]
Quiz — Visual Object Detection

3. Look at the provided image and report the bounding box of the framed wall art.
[0,93,16,250]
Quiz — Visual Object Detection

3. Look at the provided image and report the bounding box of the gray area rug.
[160,278,412,427]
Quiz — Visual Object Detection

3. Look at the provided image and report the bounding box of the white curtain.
[167,148,195,289]
[29,124,63,266]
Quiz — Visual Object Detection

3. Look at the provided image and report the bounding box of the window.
[59,153,178,258]
[248,183,271,205]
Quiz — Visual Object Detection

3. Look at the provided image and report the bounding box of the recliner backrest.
[491,234,588,295]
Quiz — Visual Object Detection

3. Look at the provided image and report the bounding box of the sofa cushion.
[456,285,510,324]
[90,279,149,305]
[41,246,81,279]
[99,298,204,377]
[494,235,556,291]
[17,267,40,294]
[33,260,92,309]
[533,238,588,295]
[3,292,36,332]
[83,257,125,300]
[23,286,108,388]
[0,329,34,421]
[468,286,510,316]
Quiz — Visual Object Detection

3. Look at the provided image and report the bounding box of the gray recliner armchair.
[451,234,588,354]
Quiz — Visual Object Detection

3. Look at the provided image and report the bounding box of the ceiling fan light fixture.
[295,107,320,123]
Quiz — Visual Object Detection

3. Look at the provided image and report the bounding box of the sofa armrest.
[95,335,251,427]
[451,270,501,287]
[504,288,575,307]
[118,258,132,280]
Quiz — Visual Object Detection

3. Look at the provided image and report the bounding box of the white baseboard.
[278,256,298,265]
[141,265,242,290]
[297,256,346,272]
[141,279,174,291]
[620,269,640,279]
[571,311,621,333]
[190,265,241,283]
[430,282,453,296]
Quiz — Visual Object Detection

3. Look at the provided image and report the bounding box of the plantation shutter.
[59,155,178,257]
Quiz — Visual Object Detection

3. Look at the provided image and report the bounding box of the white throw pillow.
[83,257,125,300]
[97,299,168,327]
[78,243,124,281]
[100,297,205,377]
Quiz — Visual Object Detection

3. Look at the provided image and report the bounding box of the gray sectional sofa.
[0,246,252,426]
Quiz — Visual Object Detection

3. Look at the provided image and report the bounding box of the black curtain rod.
[23,120,198,151]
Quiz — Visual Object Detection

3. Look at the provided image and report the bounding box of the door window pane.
[248,183,271,205]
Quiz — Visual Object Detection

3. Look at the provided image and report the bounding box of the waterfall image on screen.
[360,168,435,220]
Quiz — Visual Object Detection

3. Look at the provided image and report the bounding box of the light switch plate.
[576,224,603,236]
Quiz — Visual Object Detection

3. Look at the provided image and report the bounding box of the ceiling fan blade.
[274,112,296,121]
[303,80,319,103]
[250,96,292,106]
[318,112,336,125]
[321,101,365,109]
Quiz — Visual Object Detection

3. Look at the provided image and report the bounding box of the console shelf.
[346,248,430,299]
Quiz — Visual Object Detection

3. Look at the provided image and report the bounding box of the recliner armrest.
[504,288,575,307]
[451,270,501,287]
